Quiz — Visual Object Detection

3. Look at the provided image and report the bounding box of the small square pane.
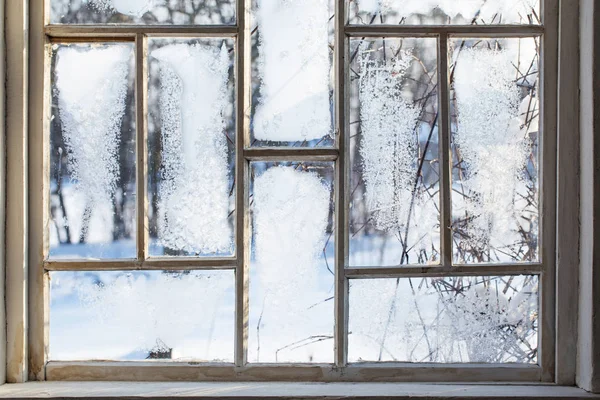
[49,43,136,260]
[349,275,539,363]
[348,0,540,25]
[348,37,440,267]
[50,0,235,25]
[249,162,335,363]
[50,270,235,361]
[249,0,335,147]
[450,37,540,264]
[147,38,236,257]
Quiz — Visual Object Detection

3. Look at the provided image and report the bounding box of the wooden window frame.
[4,0,581,385]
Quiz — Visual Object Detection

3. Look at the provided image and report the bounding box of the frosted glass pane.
[250,0,335,147]
[348,38,440,267]
[49,43,136,260]
[348,0,540,25]
[249,162,335,363]
[148,39,235,257]
[50,0,235,25]
[50,270,235,361]
[349,276,539,363]
[450,38,540,264]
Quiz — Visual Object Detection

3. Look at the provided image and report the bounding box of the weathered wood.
[4,381,600,399]
[438,34,453,269]
[135,34,149,262]
[44,361,543,383]
[334,0,349,368]
[6,0,30,384]
[234,0,251,368]
[244,148,339,161]
[578,0,600,393]
[345,264,543,279]
[45,25,238,38]
[555,0,580,386]
[345,25,544,37]
[27,0,50,382]
[539,0,559,384]
[44,258,236,271]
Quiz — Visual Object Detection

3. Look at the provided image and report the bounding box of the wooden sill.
[0,382,598,399]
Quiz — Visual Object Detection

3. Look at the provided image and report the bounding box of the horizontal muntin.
[44,257,236,271]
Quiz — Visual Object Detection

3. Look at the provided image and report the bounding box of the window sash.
[20,0,560,382]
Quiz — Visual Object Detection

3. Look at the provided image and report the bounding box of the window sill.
[0,382,598,399]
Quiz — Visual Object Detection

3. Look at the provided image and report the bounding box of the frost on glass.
[50,270,235,361]
[451,38,540,264]
[148,40,235,257]
[349,38,440,267]
[50,0,235,25]
[249,163,335,363]
[349,275,538,363]
[250,0,334,146]
[49,43,136,259]
[348,0,540,25]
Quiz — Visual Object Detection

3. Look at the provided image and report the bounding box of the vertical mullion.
[235,0,250,367]
[334,0,348,367]
[135,33,149,262]
[438,34,453,268]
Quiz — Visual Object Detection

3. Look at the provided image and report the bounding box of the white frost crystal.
[357,0,538,24]
[254,167,330,288]
[358,48,423,233]
[454,47,530,250]
[90,0,155,17]
[152,43,233,255]
[55,45,131,238]
[253,0,332,142]
[251,167,332,362]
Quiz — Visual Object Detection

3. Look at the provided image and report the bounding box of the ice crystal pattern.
[349,276,538,363]
[358,48,425,235]
[356,0,538,24]
[453,48,530,253]
[89,0,155,17]
[251,167,332,362]
[55,45,131,240]
[152,43,233,255]
[253,0,332,142]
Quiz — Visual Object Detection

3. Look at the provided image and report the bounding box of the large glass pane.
[348,0,540,25]
[50,270,235,361]
[50,0,235,25]
[450,37,540,264]
[49,43,136,260]
[249,162,335,363]
[250,0,335,147]
[348,275,539,363]
[148,38,236,257]
[348,37,440,267]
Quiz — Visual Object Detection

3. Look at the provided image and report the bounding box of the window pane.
[249,162,335,363]
[148,38,236,257]
[450,37,540,264]
[348,0,540,25]
[250,0,335,147]
[349,37,440,267]
[50,270,235,361]
[50,0,235,25]
[49,43,136,260]
[349,275,538,363]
